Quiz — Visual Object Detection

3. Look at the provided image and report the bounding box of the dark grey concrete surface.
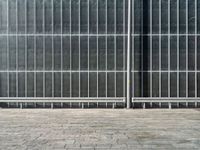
[0,109,200,150]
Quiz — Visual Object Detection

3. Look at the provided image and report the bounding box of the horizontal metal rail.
[1,97,200,104]
[1,33,200,36]
[1,70,199,73]
[132,98,200,109]
[0,97,125,103]
[132,97,200,103]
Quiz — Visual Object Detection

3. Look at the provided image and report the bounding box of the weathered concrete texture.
[0,109,200,150]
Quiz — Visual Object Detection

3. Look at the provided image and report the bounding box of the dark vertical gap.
[139,0,149,97]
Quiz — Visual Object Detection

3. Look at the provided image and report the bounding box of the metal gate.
[130,0,200,108]
[0,0,200,108]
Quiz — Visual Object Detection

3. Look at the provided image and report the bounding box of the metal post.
[142,103,146,109]
[126,0,132,108]
[195,102,197,108]
[169,102,171,109]
[43,102,45,108]
[20,103,23,109]
[112,103,115,109]
[61,102,63,108]
[82,102,84,109]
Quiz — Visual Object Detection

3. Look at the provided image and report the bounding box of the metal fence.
[0,0,200,108]
[131,0,200,108]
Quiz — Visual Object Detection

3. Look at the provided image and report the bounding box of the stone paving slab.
[0,109,200,149]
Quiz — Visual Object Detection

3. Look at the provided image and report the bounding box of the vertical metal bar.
[123,0,125,100]
[114,0,116,97]
[52,0,54,97]
[7,0,9,97]
[159,102,161,108]
[34,0,36,97]
[16,0,18,97]
[82,102,84,108]
[177,0,179,97]
[61,102,63,108]
[105,0,107,98]
[186,0,188,98]
[88,0,90,97]
[20,103,22,109]
[150,0,152,97]
[142,103,145,109]
[168,0,170,98]
[195,102,197,108]
[159,0,161,97]
[126,0,132,108]
[25,0,27,97]
[195,0,197,98]
[169,102,171,109]
[61,0,63,97]
[97,0,99,97]
[70,0,72,97]
[51,102,53,109]
[79,0,80,97]
[132,0,134,100]
[43,0,45,97]
[112,102,115,109]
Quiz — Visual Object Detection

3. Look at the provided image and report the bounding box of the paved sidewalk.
[0,109,200,150]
